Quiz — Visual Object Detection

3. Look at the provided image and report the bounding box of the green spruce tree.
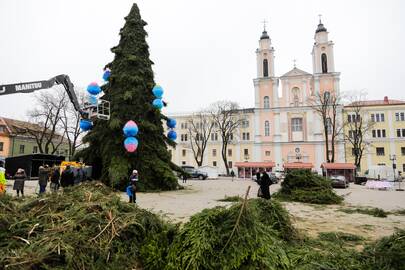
[79,4,178,190]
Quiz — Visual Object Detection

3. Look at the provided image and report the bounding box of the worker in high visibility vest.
[0,166,6,194]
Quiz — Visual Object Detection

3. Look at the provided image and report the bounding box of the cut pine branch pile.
[0,182,175,270]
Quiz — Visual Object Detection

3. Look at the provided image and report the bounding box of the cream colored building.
[344,97,405,175]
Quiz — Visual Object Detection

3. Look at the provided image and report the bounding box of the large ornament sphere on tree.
[78,3,178,190]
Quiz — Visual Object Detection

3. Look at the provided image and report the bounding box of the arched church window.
[292,87,300,107]
[264,121,270,136]
[263,59,269,77]
[263,96,270,109]
[321,53,328,73]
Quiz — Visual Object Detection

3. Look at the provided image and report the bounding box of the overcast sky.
[0,0,404,120]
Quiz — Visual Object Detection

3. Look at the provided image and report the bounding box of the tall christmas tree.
[79,4,178,190]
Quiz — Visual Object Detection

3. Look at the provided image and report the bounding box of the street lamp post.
[390,154,404,191]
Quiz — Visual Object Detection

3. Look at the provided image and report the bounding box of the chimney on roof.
[384,96,389,104]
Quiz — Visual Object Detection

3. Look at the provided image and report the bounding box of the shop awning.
[235,162,275,168]
[321,163,356,170]
[283,162,313,169]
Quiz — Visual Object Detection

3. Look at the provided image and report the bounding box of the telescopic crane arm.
[0,74,88,119]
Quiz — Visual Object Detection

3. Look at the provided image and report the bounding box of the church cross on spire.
[293,59,297,68]
[318,14,322,24]
[262,19,268,31]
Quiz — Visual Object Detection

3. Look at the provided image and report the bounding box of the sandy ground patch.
[5,178,405,240]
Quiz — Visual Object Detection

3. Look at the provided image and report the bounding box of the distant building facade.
[0,117,69,160]
[344,97,405,175]
[168,20,345,174]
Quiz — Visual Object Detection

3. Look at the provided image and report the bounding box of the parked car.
[183,167,208,180]
[330,175,349,188]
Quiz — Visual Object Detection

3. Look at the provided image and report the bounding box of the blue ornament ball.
[87,82,101,95]
[79,119,93,131]
[123,120,139,137]
[152,85,164,98]
[102,69,111,81]
[88,95,97,105]
[166,118,176,128]
[152,98,164,109]
[167,130,177,140]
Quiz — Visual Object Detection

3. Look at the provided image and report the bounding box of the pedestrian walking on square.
[13,168,26,197]
[259,170,272,200]
[50,166,61,192]
[182,172,188,183]
[61,165,74,187]
[38,165,50,195]
[230,170,235,181]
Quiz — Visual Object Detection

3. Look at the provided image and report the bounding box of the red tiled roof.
[283,162,313,169]
[235,162,275,168]
[346,99,405,107]
[321,163,356,170]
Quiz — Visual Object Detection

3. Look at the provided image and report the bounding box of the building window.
[168,149,172,157]
[321,53,328,73]
[376,147,385,156]
[211,133,218,141]
[291,118,303,132]
[351,148,356,156]
[180,123,188,129]
[372,129,386,138]
[228,161,233,168]
[397,129,405,138]
[230,133,233,141]
[213,161,217,167]
[182,161,186,165]
[0,125,5,133]
[396,112,405,121]
[241,120,249,128]
[265,151,271,156]
[403,164,405,172]
[292,87,300,106]
[371,113,384,122]
[0,142,3,152]
[348,114,360,123]
[264,121,270,136]
[326,117,332,134]
[263,96,270,109]
[263,59,269,77]
[212,149,217,157]
[244,149,249,156]
[182,149,186,157]
[19,145,25,154]
[33,146,38,154]
[181,134,188,142]
[242,132,250,141]
[401,147,405,156]
[228,149,232,157]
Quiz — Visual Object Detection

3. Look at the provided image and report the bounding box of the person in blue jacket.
[127,170,138,203]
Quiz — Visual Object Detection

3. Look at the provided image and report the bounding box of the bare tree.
[209,101,244,175]
[344,91,374,174]
[23,88,67,154]
[187,110,214,166]
[309,91,343,163]
[60,89,85,158]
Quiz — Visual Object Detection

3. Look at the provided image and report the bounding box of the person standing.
[13,168,26,197]
[61,165,74,187]
[50,166,61,192]
[38,165,50,195]
[182,172,187,183]
[0,165,6,194]
[259,170,272,200]
[128,170,138,203]
[230,170,235,181]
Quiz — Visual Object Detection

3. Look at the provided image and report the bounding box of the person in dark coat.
[61,166,75,187]
[259,170,272,200]
[38,165,50,195]
[128,170,138,203]
[13,168,27,197]
[256,170,261,184]
[50,166,60,192]
[182,172,187,183]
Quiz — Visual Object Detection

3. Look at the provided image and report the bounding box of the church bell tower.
[311,17,335,74]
